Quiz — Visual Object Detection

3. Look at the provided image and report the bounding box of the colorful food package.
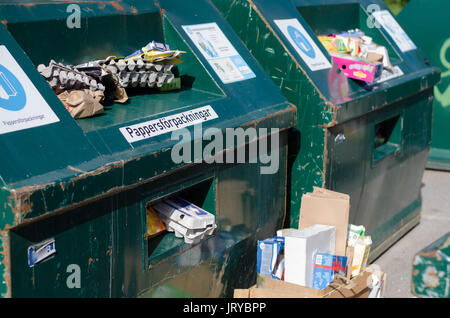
[318,36,336,53]
[347,224,365,247]
[331,54,383,83]
[312,253,348,289]
[257,237,285,280]
[146,205,166,238]
[318,29,392,82]
[124,40,185,64]
[351,236,372,277]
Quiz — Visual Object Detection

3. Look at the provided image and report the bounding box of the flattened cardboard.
[244,271,373,298]
[233,288,252,298]
[299,188,350,256]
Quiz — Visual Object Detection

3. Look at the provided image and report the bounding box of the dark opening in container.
[373,114,402,163]
[146,178,215,267]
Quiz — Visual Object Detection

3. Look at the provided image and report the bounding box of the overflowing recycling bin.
[0,0,296,297]
[213,0,441,260]
[395,0,450,170]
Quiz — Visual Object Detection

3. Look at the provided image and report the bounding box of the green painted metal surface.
[212,0,441,261]
[411,232,450,298]
[0,0,296,297]
[396,0,450,170]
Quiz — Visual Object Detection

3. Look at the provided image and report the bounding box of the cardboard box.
[299,187,350,256]
[331,53,383,83]
[277,225,335,287]
[233,270,375,298]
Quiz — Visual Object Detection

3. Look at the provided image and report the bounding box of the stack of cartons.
[238,188,386,298]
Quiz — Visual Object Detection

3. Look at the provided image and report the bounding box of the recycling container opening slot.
[145,178,216,266]
[5,13,224,133]
[297,3,402,65]
[373,114,402,163]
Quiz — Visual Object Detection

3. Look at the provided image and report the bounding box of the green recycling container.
[0,0,296,297]
[212,0,441,261]
[411,232,450,298]
[395,0,450,170]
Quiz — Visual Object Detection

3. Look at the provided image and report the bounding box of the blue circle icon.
[287,25,316,59]
[0,64,27,111]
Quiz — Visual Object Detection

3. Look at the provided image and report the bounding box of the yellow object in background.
[146,206,166,238]
[124,50,186,63]
[318,36,336,53]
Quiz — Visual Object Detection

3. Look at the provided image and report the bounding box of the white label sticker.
[119,105,219,143]
[372,10,416,52]
[182,23,256,84]
[274,19,332,71]
[0,46,60,135]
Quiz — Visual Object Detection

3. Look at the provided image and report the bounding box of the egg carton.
[152,197,216,230]
[160,213,217,245]
[100,57,175,88]
[37,60,105,92]
[115,69,175,88]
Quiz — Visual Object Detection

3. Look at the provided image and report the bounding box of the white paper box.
[277,225,336,287]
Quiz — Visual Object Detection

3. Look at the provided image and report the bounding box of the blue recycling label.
[0,64,27,111]
[287,25,316,59]
[28,240,56,267]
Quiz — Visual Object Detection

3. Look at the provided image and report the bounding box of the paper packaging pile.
[236,187,386,298]
[318,29,392,83]
[152,197,217,245]
[37,41,184,119]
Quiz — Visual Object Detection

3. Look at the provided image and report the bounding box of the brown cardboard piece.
[234,288,251,298]
[233,271,373,298]
[299,187,350,256]
[57,89,104,119]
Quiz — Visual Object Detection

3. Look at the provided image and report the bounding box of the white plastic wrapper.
[152,197,217,244]
[153,197,216,230]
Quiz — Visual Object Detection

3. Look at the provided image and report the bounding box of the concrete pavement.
[375,169,450,298]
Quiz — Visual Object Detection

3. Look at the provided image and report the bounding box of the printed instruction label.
[119,105,219,143]
[274,19,332,71]
[182,22,256,84]
[372,10,416,52]
[0,46,60,135]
